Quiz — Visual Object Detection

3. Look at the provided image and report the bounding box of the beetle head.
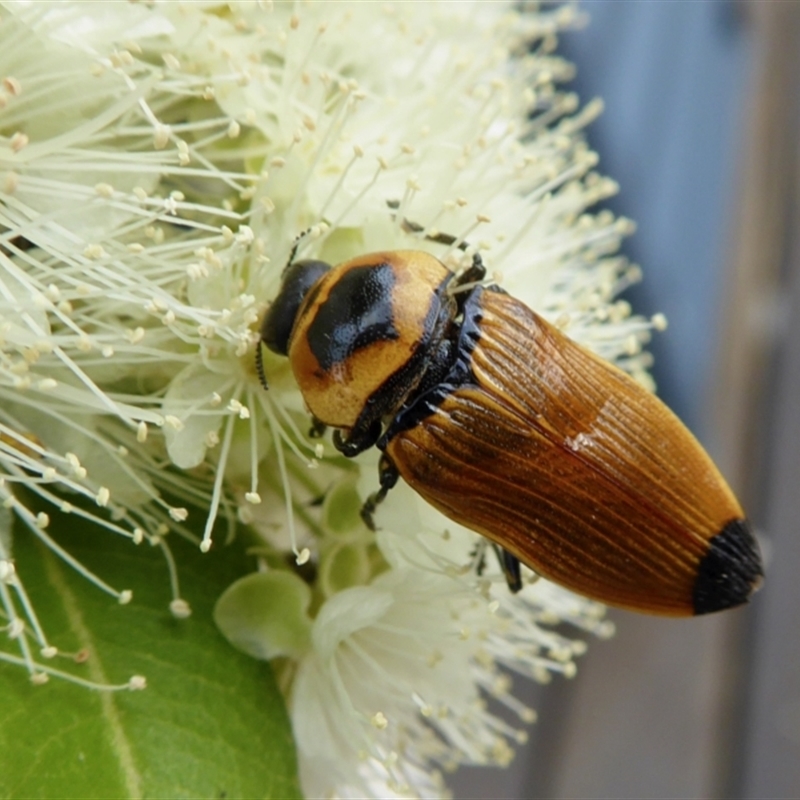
[260,259,331,357]
[256,259,330,390]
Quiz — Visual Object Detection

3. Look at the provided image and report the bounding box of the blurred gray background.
[453,2,800,798]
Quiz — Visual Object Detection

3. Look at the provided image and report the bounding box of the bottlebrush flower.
[1,1,657,796]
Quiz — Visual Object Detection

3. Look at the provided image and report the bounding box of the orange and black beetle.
[258,247,763,616]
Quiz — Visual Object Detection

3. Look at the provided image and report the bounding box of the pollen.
[371,712,388,730]
[162,53,181,70]
[651,312,668,331]
[10,132,28,152]
[3,76,21,96]
[153,125,171,150]
[169,598,192,618]
[0,560,16,583]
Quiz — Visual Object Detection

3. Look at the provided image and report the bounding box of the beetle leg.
[399,222,486,285]
[388,205,486,283]
[332,418,383,457]
[471,538,489,576]
[467,540,523,593]
[452,251,486,288]
[308,417,326,439]
[360,454,400,531]
[492,544,523,593]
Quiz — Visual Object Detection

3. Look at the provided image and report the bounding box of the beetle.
[256,243,763,616]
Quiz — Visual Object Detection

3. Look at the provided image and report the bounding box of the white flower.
[297,519,612,799]
[217,483,615,799]
[2,1,658,795]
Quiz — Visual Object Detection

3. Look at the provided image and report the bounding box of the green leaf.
[0,511,302,800]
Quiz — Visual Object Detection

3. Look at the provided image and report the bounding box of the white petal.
[162,364,230,469]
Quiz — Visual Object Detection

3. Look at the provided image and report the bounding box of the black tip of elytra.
[693,518,764,615]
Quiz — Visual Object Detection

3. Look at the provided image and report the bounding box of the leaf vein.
[40,544,143,800]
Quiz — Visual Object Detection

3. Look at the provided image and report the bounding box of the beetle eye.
[260,259,330,355]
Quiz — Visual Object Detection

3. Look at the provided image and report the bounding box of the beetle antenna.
[387,201,487,288]
[387,201,471,252]
[397,216,470,252]
[255,339,269,391]
[283,227,313,276]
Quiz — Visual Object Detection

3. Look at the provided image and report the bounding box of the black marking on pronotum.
[336,272,455,457]
[306,263,400,372]
[692,518,764,614]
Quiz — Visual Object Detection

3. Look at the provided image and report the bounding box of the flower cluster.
[1,2,658,796]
